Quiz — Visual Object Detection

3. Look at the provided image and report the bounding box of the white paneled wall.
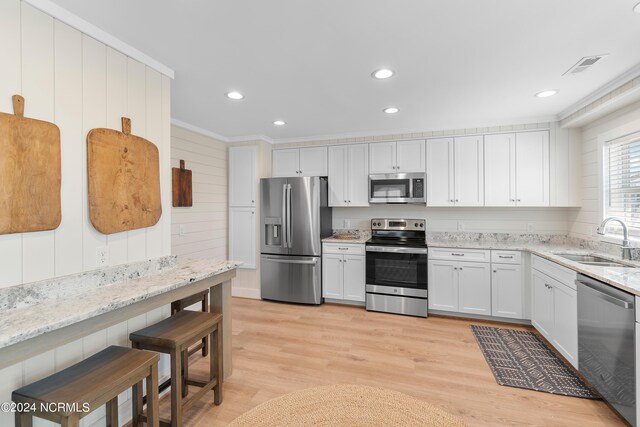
[569,100,640,240]
[171,125,228,259]
[0,2,172,426]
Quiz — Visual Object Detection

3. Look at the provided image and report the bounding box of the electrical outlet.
[179,224,186,236]
[527,223,534,233]
[96,246,108,267]
[457,221,464,231]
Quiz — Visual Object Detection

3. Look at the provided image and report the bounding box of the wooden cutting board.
[87,117,162,234]
[172,160,193,207]
[0,95,61,234]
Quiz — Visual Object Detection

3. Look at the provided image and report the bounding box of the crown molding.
[171,119,230,142]
[23,0,175,79]
[557,62,640,122]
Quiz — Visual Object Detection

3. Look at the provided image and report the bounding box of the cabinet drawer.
[323,243,365,255]
[428,247,490,263]
[532,255,576,290]
[491,250,521,264]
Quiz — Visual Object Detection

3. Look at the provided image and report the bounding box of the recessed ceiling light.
[372,68,395,79]
[226,91,244,100]
[634,2,640,13]
[535,90,558,98]
[383,107,399,114]
[273,120,286,126]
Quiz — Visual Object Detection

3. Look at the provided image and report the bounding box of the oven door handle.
[366,245,428,254]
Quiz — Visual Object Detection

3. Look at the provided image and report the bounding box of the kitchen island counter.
[0,256,240,375]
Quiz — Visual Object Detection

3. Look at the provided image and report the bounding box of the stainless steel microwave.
[368,173,426,204]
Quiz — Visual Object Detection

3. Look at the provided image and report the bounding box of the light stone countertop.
[322,230,371,244]
[427,237,640,296]
[0,257,242,350]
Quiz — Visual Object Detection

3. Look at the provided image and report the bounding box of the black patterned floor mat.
[471,325,600,399]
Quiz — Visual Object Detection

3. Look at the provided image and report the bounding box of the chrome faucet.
[597,217,633,260]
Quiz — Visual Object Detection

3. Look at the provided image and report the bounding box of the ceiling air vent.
[563,55,608,76]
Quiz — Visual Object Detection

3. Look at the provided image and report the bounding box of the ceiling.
[49,0,640,142]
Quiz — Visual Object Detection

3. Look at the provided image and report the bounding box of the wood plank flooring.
[174,298,625,426]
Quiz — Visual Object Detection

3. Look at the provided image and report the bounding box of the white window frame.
[597,117,640,246]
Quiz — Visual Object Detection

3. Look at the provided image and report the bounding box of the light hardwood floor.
[175,298,625,426]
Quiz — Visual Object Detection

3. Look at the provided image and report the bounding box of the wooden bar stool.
[129,310,223,427]
[171,290,209,357]
[12,346,159,427]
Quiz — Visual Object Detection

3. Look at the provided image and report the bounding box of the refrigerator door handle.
[281,184,288,248]
[286,184,292,248]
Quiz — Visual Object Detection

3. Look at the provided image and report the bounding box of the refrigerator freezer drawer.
[261,255,322,305]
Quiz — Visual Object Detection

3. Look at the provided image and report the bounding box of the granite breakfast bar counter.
[0,256,240,379]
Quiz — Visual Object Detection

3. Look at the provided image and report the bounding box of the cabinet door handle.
[510,199,515,202]
[517,199,521,202]
[498,255,513,259]
[455,199,459,202]
[451,253,465,256]
[338,247,348,250]
[493,270,497,273]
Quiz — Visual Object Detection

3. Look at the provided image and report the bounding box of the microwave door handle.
[282,184,287,248]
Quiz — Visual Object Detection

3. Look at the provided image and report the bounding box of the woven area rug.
[471,325,600,399]
[228,384,467,426]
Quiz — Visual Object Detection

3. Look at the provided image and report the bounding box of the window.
[603,132,640,238]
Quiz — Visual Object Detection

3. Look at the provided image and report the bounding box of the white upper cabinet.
[299,146,328,176]
[272,148,300,177]
[426,136,483,206]
[369,140,425,174]
[272,146,328,177]
[426,138,454,206]
[484,133,514,206]
[396,140,426,173]
[484,131,549,207]
[328,145,348,207]
[454,136,484,206]
[328,144,369,207]
[347,144,369,206]
[515,131,549,206]
[229,146,257,207]
[369,141,397,174]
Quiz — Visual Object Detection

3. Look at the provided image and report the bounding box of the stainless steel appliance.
[365,218,428,317]
[577,274,635,425]
[368,173,426,204]
[260,177,332,305]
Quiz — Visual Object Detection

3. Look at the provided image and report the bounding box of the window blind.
[604,133,640,235]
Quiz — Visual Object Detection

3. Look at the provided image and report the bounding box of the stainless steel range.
[365,218,428,317]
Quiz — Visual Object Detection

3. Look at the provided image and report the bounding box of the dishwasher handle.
[576,279,634,309]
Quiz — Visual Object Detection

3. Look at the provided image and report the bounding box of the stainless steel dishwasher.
[576,274,635,426]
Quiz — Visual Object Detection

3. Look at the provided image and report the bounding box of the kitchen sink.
[554,253,634,268]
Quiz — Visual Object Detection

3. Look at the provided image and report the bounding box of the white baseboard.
[232,287,261,299]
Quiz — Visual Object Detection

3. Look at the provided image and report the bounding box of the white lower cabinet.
[491,263,523,319]
[229,207,256,269]
[322,244,365,302]
[429,248,525,320]
[322,254,343,299]
[343,255,366,301]
[428,260,459,311]
[428,259,491,314]
[458,262,491,315]
[531,256,578,368]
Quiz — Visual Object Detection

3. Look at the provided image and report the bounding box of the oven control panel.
[371,218,425,230]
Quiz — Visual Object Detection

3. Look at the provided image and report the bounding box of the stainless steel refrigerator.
[260,177,332,304]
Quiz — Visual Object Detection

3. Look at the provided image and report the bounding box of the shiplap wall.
[0,2,172,426]
[171,125,228,259]
[334,206,573,234]
[569,100,640,240]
